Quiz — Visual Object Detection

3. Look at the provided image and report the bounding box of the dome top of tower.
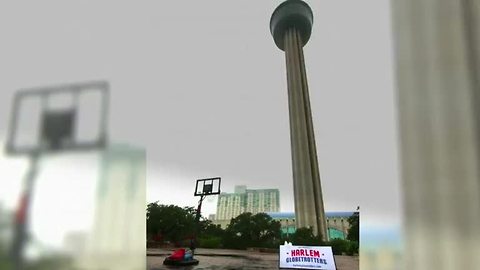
[270,0,314,51]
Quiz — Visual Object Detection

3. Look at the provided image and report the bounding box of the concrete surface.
[147,248,358,270]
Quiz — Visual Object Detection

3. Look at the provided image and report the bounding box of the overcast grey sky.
[0,0,400,227]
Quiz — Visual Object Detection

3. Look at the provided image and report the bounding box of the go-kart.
[163,248,199,266]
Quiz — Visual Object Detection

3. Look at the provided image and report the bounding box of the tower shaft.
[284,27,327,240]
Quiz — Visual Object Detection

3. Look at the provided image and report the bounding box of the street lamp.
[4,81,109,270]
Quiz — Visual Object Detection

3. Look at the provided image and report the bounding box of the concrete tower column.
[392,0,480,269]
[270,0,328,241]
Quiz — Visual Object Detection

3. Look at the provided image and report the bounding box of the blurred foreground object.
[6,80,109,155]
[392,1,480,269]
[4,81,109,270]
[75,144,146,270]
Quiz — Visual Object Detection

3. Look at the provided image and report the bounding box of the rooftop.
[266,211,357,219]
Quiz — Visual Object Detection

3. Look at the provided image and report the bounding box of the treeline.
[146,202,359,255]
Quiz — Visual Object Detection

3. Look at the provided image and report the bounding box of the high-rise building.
[214,185,280,228]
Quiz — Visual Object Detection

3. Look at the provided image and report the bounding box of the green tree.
[223,212,281,249]
[146,202,196,243]
[347,212,359,242]
[197,219,224,248]
[291,227,322,246]
[200,219,224,238]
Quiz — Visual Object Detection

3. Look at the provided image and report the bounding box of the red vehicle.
[163,248,199,266]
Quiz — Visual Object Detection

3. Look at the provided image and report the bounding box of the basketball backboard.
[194,177,221,197]
[5,81,109,155]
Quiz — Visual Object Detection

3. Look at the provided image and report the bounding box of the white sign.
[279,245,336,270]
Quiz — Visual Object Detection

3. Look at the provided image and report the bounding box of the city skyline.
[148,183,358,215]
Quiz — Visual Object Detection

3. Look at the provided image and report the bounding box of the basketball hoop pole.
[191,177,220,256]
[191,194,206,255]
[11,151,41,270]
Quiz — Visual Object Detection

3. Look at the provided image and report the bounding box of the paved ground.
[147,248,359,270]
